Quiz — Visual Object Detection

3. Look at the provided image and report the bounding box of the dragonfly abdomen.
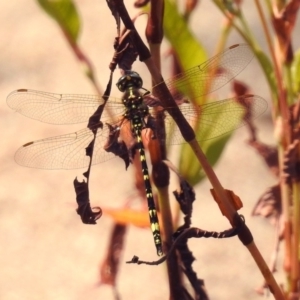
[132,116,163,256]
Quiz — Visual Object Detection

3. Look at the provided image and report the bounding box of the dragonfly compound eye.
[116,71,143,92]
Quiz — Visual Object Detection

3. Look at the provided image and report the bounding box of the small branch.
[127,225,239,265]
[254,0,290,142]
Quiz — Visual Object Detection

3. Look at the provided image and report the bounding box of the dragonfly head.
[116,71,143,92]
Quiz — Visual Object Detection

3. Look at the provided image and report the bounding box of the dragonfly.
[7,44,267,256]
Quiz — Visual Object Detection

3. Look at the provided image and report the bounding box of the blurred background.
[1,1,299,299]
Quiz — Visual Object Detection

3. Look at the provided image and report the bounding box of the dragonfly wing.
[153,44,254,101]
[14,124,126,169]
[164,95,267,144]
[7,89,125,125]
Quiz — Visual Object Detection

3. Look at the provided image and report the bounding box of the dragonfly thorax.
[123,87,149,121]
[116,71,143,92]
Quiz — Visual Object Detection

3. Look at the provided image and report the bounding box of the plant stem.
[247,242,285,300]
[145,1,184,298]
[278,144,292,273]
[212,0,251,43]
[156,185,184,299]
[188,140,285,299]
[254,0,290,143]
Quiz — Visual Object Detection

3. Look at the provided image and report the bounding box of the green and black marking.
[117,71,163,256]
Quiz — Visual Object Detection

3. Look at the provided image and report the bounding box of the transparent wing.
[14,118,129,169]
[163,95,268,144]
[6,89,126,124]
[10,44,262,169]
[14,95,267,169]
[153,43,254,101]
[7,44,253,125]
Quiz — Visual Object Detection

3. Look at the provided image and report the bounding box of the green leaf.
[254,48,277,101]
[163,1,237,186]
[178,133,233,186]
[164,0,207,73]
[291,48,300,94]
[178,100,244,185]
[37,0,81,42]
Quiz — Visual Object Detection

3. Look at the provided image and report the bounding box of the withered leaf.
[289,101,300,139]
[283,102,300,183]
[73,70,112,225]
[232,79,250,96]
[185,0,199,15]
[252,184,282,225]
[133,0,150,8]
[111,30,138,72]
[283,138,300,184]
[104,123,133,169]
[232,82,259,141]
[173,179,195,215]
[271,0,300,62]
[100,223,127,288]
[170,166,208,300]
[210,189,243,217]
[73,177,102,224]
[87,105,105,131]
[248,140,279,177]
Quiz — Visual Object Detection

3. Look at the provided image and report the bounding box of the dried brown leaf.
[283,138,300,184]
[232,79,250,96]
[73,177,102,224]
[104,122,134,169]
[252,184,282,225]
[185,0,199,15]
[134,0,149,8]
[248,140,279,177]
[210,189,243,216]
[272,0,300,61]
[100,223,127,288]
[289,101,300,139]
[232,80,262,141]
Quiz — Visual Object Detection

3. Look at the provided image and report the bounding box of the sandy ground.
[1,1,299,300]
